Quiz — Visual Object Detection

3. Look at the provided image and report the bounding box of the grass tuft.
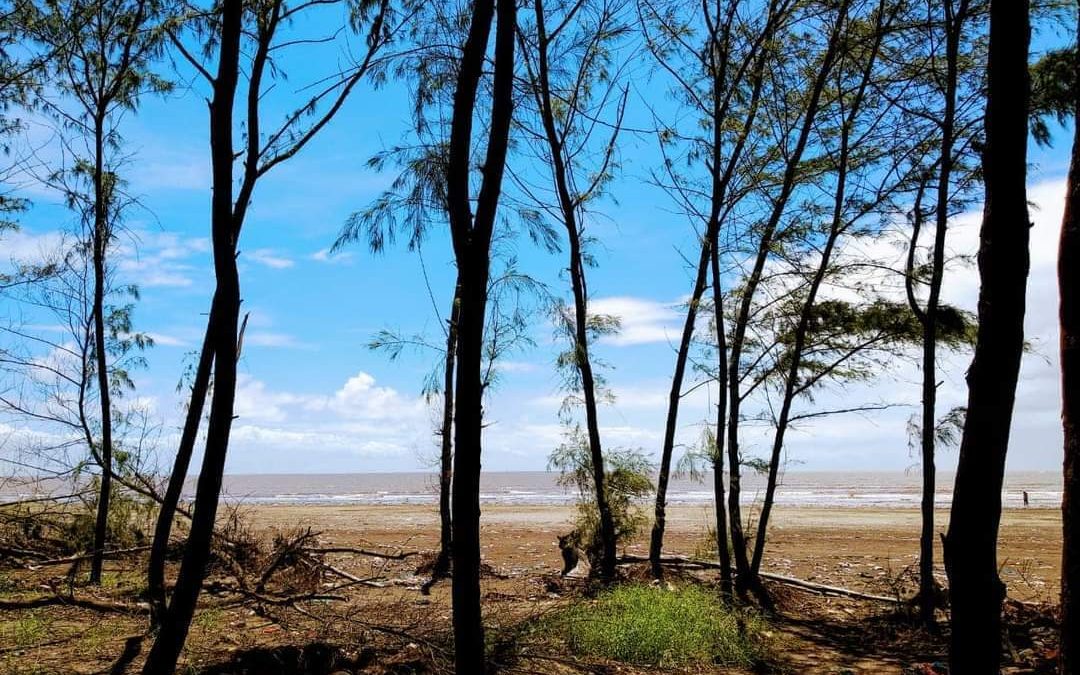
[542,583,766,667]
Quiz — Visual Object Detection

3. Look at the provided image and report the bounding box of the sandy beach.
[242,502,1064,602]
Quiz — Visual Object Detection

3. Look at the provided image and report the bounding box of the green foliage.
[549,429,652,569]
[907,406,967,454]
[1030,46,1076,146]
[66,479,154,552]
[542,584,766,667]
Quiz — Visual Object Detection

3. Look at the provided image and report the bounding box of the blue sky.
[1,4,1075,475]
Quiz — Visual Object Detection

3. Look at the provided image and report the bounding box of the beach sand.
[243,502,1064,602]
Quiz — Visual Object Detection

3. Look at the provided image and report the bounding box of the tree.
[637,0,794,586]
[943,0,1031,670]
[23,0,166,583]
[142,0,404,667]
[517,0,629,580]
[1059,5,1079,671]
[892,0,982,628]
[444,0,516,669]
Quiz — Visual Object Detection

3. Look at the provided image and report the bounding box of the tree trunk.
[140,0,243,669]
[529,0,616,580]
[710,242,732,598]
[912,0,967,628]
[725,0,848,598]
[147,308,215,624]
[89,115,113,585]
[943,0,1030,670]
[445,0,515,671]
[1058,8,1080,671]
[428,279,459,589]
[651,231,713,578]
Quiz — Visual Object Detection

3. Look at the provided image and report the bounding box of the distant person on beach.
[1023,490,1029,507]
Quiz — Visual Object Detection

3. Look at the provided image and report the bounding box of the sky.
[0,4,1075,476]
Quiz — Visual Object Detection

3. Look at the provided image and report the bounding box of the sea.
[0,470,1063,509]
[166,470,1062,509]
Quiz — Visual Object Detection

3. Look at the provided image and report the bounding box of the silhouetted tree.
[943,0,1031,669]
[517,0,629,580]
[143,0,403,666]
[1059,5,1079,671]
[445,0,516,669]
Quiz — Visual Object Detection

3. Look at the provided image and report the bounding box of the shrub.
[549,429,653,571]
[543,584,765,667]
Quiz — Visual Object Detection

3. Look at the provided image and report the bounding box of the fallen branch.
[616,554,900,604]
[27,545,150,569]
[758,572,900,604]
[0,593,148,614]
[306,546,419,560]
[311,558,390,588]
[0,544,48,560]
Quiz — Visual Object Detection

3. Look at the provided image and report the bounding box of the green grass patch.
[542,583,766,668]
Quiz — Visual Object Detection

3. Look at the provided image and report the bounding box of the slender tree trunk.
[1059,9,1080,671]
[710,242,732,598]
[426,279,459,591]
[446,0,515,670]
[147,309,215,624]
[529,0,616,580]
[913,0,967,628]
[651,236,713,577]
[89,116,112,585]
[749,0,884,585]
[943,1,1030,670]
[726,0,848,597]
[141,0,242,669]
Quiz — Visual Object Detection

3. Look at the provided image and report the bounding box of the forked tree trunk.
[445,0,515,671]
[748,0,885,585]
[1058,8,1079,670]
[943,1,1030,670]
[147,308,215,624]
[725,0,848,599]
[140,0,243,669]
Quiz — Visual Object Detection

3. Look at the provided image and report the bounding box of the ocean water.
[1,470,1062,508]
[171,470,1063,509]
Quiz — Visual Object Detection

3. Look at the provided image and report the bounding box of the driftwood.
[306,546,418,560]
[757,571,899,604]
[26,545,150,569]
[0,592,148,614]
[616,554,900,604]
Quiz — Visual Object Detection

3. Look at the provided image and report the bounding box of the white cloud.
[243,331,307,349]
[144,332,188,347]
[310,247,354,264]
[225,371,431,464]
[246,248,295,269]
[589,296,683,346]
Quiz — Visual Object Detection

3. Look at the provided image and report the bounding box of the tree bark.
[725,0,848,598]
[427,279,460,589]
[907,0,968,629]
[89,113,113,586]
[140,0,243,669]
[528,0,617,579]
[710,242,732,598]
[1059,7,1080,671]
[445,0,515,671]
[943,0,1031,670]
[146,306,215,624]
